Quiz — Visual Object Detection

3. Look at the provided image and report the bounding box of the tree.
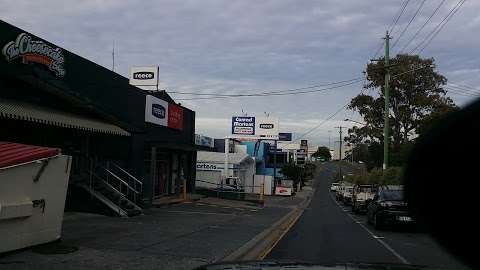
[347,54,457,165]
[312,146,331,160]
[280,163,303,187]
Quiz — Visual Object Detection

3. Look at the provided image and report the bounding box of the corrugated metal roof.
[0,99,130,136]
[0,142,60,168]
[197,151,253,165]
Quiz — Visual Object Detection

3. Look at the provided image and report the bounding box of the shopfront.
[0,20,196,213]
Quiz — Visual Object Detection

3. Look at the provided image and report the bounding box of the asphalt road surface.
[266,162,471,270]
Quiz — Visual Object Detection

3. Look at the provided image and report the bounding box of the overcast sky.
[2,0,479,147]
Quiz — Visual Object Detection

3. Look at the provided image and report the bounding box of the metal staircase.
[78,160,143,217]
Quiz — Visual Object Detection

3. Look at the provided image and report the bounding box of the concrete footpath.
[0,185,314,270]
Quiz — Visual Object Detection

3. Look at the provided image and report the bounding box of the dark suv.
[367,189,414,229]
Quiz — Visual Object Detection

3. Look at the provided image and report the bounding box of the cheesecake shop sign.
[2,33,66,77]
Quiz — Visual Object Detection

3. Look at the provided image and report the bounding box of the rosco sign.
[259,123,274,129]
[129,66,159,88]
[133,72,154,80]
[2,33,66,77]
[256,117,279,140]
[151,104,166,119]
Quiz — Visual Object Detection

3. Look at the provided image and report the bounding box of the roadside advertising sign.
[231,116,255,136]
[129,66,159,88]
[167,103,183,130]
[145,95,168,126]
[275,186,292,196]
[256,117,279,140]
[195,134,215,148]
[300,139,308,147]
[278,132,292,141]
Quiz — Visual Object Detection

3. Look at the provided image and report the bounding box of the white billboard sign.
[129,66,159,88]
[256,117,279,140]
[145,95,168,126]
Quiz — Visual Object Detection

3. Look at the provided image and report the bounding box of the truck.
[352,184,377,214]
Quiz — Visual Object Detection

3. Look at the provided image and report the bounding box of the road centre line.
[330,194,410,264]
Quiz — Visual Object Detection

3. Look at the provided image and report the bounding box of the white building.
[196,151,256,192]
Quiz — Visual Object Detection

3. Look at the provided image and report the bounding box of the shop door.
[153,160,169,198]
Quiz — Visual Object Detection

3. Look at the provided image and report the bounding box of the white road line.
[330,194,410,264]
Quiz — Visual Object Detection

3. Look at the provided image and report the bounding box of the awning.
[0,99,130,136]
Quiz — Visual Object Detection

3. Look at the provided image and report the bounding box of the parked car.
[342,185,354,205]
[351,184,376,214]
[335,184,345,201]
[330,182,340,192]
[367,189,413,230]
[219,177,243,191]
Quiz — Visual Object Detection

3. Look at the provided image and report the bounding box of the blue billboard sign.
[231,116,255,136]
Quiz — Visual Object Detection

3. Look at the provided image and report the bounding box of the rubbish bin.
[0,142,71,253]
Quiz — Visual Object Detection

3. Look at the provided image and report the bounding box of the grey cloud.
[2,0,479,145]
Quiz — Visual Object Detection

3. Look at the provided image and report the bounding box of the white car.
[330,182,340,192]
[343,186,354,205]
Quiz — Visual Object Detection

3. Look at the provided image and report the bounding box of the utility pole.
[335,126,346,182]
[328,130,332,150]
[112,41,115,72]
[383,31,391,170]
[335,127,345,161]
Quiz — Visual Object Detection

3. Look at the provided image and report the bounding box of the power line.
[390,65,431,79]
[410,0,467,54]
[391,0,426,51]
[170,77,361,96]
[175,79,363,100]
[447,84,480,95]
[445,87,480,98]
[417,0,467,54]
[286,104,349,146]
[372,41,385,59]
[448,82,480,93]
[399,0,447,54]
[389,0,411,34]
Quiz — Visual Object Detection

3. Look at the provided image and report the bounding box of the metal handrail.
[109,162,143,193]
[89,171,139,213]
[103,167,140,194]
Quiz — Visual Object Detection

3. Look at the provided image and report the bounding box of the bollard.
[260,182,265,203]
[183,179,187,200]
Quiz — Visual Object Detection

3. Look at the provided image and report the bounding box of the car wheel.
[367,212,372,224]
[374,214,383,230]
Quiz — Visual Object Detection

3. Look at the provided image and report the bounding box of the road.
[266,162,471,269]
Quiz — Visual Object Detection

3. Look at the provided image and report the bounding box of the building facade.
[0,21,196,214]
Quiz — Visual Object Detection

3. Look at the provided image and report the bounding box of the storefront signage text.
[133,71,154,80]
[196,163,218,170]
[259,123,274,129]
[168,103,183,130]
[152,104,166,119]
[2,33,66,77]
[231,116,255,135]
[145,95,183,130]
